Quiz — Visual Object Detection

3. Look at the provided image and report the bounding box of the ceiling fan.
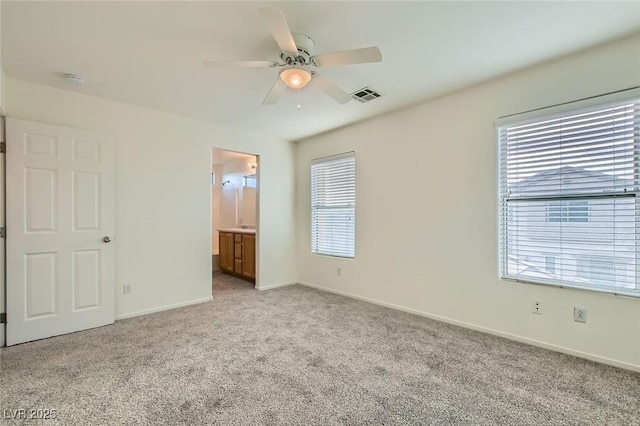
[204,8,382,105]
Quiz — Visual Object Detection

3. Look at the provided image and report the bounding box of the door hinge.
[0,142,5,153]
[0,228,5,238]
[0,313,6,324]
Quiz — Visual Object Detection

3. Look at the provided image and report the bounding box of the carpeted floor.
[1,274,639,425]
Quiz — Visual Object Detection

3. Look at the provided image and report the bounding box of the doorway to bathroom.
[211,147,259,294]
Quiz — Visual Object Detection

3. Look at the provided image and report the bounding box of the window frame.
[496,88,640,297]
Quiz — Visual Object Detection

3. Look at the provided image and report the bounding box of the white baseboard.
[115,296,213,321]
[256,281,297,291]
[298,281,640,373]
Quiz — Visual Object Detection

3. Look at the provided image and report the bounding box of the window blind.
[311,152,356,258]
[498,89,640,297]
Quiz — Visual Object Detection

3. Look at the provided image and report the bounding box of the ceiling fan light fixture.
[279,68,312,89]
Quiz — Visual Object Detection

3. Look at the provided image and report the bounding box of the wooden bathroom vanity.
[218,228,256,282]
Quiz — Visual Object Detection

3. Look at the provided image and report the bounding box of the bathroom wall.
[211,164,223,255]
[241,187,257,227]
[218,155,257,228]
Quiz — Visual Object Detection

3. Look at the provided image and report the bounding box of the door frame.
[1,112,6,347]
[210,147,259,291]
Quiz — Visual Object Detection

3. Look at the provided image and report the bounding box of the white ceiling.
[3,1,639,141]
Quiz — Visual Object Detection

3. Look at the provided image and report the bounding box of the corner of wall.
[0,0,5,346]
[293,34,640,371]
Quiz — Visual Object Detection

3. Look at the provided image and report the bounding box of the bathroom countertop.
[218,228,256,234]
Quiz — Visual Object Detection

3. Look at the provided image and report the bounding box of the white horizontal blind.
[311,152,356,258]
[498,91,640,297]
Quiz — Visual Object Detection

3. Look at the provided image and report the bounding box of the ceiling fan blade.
[203,60,277,69]
[312,74,352,104]
[312,47,382,67]
[258,9,298,56]
[262,78,287,105]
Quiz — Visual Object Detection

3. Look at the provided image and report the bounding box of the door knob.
[103,236,111,243]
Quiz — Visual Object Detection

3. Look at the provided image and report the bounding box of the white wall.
[4,77,297,319]
[220,187,238,230]
[222,156,256,176]
[295,34,640,371]
[0,1,3,109]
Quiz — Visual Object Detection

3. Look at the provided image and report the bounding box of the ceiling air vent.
[351,87,382,103]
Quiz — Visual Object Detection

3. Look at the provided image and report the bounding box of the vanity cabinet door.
[242,235,255,279]
[219,231,255,281]
[226,233,235,271]
[219,232,234,272]
[218,232,226,270]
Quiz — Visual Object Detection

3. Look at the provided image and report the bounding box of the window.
[311,152,356,258]
[544,255,556,274]
[546,200,589,222]
[577,256,615,285]
[243,174,257,188]
[498,89,639,297]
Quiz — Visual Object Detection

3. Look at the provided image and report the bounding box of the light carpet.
[1,273,638,425]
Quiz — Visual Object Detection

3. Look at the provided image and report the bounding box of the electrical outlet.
[337,267,342,276]
[124,283,132,294]
[574,307,587,323]
[532,300,542,314]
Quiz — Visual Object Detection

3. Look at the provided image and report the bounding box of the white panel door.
[6,118,114,345]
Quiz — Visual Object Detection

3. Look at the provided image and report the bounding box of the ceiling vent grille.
[351,87,382,103]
